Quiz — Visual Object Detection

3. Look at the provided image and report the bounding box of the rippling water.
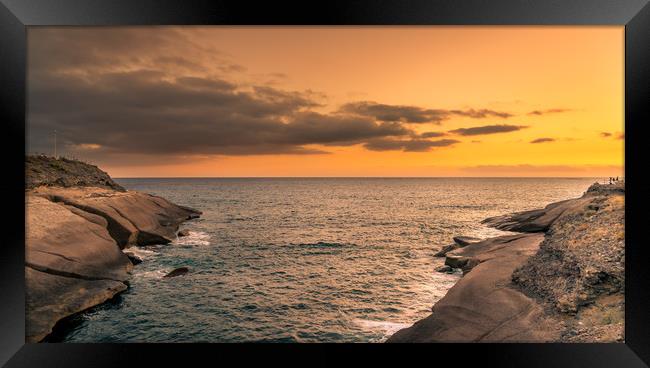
[55,178,596,342]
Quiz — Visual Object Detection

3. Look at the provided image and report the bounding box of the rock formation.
[25,156,201,343]
[388,182,625,343]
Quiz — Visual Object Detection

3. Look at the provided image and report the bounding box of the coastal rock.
[435,265,453,273]
[434,243,459,257]
[481,196,594,233]
[26,155,126,192]
[388,233,558,342]
[26,195,133,343]
[26,267,128,343]
[388,182,625,343]
[511,188,625,319]
[26,157,202,342]
[164,267,190,278]
[33,186,202,248]
[177,229,190,237]
[434,236,482,257]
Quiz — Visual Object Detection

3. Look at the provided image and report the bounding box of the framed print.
[1,0,649,367]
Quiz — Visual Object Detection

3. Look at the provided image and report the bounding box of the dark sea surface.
[58,177,597,342]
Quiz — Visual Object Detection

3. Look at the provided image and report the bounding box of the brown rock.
[164,267,190,278]
[388,233,560,342]
[25,195,133,343]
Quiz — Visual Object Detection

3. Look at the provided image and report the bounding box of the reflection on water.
[58,177,595,342]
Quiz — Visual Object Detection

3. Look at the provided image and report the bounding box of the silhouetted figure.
[609,177,612,184]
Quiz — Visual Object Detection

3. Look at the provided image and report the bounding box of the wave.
[122,247,157,261]
[172,230,211,246]
[352,318,412,341]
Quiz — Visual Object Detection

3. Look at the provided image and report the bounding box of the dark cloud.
[601,132,625,140]
[527,108,571,116]
[419,132,447,138]
[449,125,527,136]
[27,28,470,162]
[530,137,555,144]
[339,102,512,124]
[28,70,416,157]
[364,139,460,152]
[449,109,513,119]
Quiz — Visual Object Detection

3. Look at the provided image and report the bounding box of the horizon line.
[112,176,612,179]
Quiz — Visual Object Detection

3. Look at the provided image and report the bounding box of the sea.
[52,177,597,343]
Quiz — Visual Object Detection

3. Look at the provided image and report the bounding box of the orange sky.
[28,27,624,177]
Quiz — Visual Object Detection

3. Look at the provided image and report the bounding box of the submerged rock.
[164,267,190,278]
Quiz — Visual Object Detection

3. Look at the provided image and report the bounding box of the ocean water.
[54,177,597,343]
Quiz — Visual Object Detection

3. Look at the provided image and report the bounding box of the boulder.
[164,267,190,278]
[177,229,190,237]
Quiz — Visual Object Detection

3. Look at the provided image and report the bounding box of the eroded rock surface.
[388,233,560,342]
[26,185,201,342]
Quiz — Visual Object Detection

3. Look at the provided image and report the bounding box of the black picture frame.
[1,0,649,366]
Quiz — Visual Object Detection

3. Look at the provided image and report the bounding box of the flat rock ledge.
[388,233,561,342]
[388,182,624,343]
[26,186,201,343]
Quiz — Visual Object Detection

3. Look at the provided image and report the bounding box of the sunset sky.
[27,27,624,177]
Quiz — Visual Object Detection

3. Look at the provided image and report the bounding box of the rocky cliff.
[26,155,125,191]
[25,156,201,342]
[387,182,624,343]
